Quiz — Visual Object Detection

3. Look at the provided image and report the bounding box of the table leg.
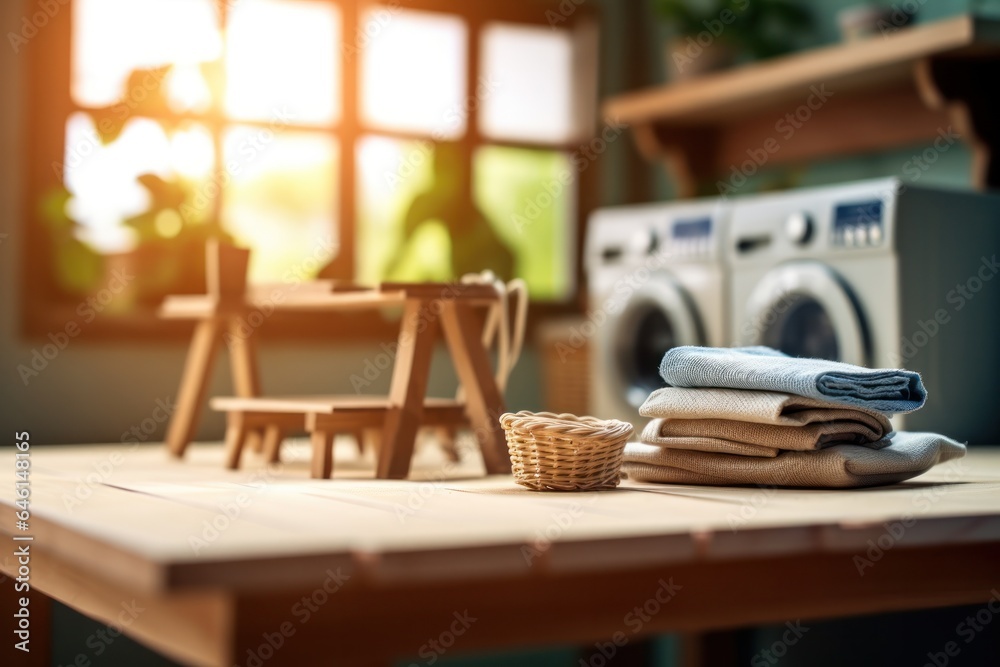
[165,317,225,458]
[223,412,248,470]
[310,429,334,479]
[261,425,284,464]
[377,298,438,480]
[440,302,511,474]
[227,318,263,453]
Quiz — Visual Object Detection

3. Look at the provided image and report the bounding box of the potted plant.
[120,173,234,305]
[654,0,812,80]
[43,64,234,312]
[39,186,104,302]
[42,173,233,313]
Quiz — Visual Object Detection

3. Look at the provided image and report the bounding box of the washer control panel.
[668,216,714,257]
[832,199,884,247]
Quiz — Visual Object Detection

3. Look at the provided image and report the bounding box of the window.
[24,0,598,338]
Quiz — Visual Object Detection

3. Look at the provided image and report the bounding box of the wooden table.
[3,442,999,666]
[159,282,511,478]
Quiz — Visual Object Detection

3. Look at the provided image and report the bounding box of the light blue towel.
[659,346,926,414]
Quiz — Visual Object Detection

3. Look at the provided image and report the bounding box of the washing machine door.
[741,262,869,365]
[609,277,704,409]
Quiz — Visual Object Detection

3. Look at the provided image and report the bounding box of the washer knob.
[785,212,813,245]
[631,228,657,256]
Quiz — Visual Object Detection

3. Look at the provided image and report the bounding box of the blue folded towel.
[659,346,926,414]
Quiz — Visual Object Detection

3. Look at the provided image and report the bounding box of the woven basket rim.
[500,410,633,442]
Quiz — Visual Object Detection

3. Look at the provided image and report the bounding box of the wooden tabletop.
[159,281,501,319]
[4,442,999,665]
[3,441,999,592]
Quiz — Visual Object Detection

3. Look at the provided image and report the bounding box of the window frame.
[21,0,600,342]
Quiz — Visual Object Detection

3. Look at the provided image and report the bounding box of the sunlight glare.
[165,64,213,113]
[480,23,575,143]
[222,127,338,282]
[170,125,215,179]
[63,114,173,252]
[355,136,437,285]
[361,10,467,138]
[73,0,221,107]
[225,0,340,125]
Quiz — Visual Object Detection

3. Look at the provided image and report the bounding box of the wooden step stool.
[212,395,468,479]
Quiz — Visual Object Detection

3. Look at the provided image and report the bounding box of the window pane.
[62,113,216,253]
[222,128,338,283]
[474,146,575,300]
[355,135,443,285]
[480,23,584,143]
[73,0,221,110]
[361,11,467,138]
[226,0,340,125]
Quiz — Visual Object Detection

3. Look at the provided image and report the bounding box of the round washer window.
[742,262,869,367]
[761,293,839,361]
[618,305,677,406]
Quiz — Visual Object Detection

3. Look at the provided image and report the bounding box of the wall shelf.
[603,15,1000,197]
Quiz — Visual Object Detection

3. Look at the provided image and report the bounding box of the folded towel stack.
[623,346,965,488]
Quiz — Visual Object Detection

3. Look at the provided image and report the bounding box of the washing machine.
[728,177,1000,443]
[586,200,729,427]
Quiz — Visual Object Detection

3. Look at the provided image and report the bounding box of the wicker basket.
[500,411,634,491]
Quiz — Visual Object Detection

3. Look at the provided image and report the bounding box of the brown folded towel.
[623,431,965,488]
[642,413,892,457]
[639,387,893,456]
[641,419,780,457]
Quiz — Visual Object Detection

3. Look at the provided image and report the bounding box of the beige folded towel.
[623,431,965,488]
[640,387,894,428]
